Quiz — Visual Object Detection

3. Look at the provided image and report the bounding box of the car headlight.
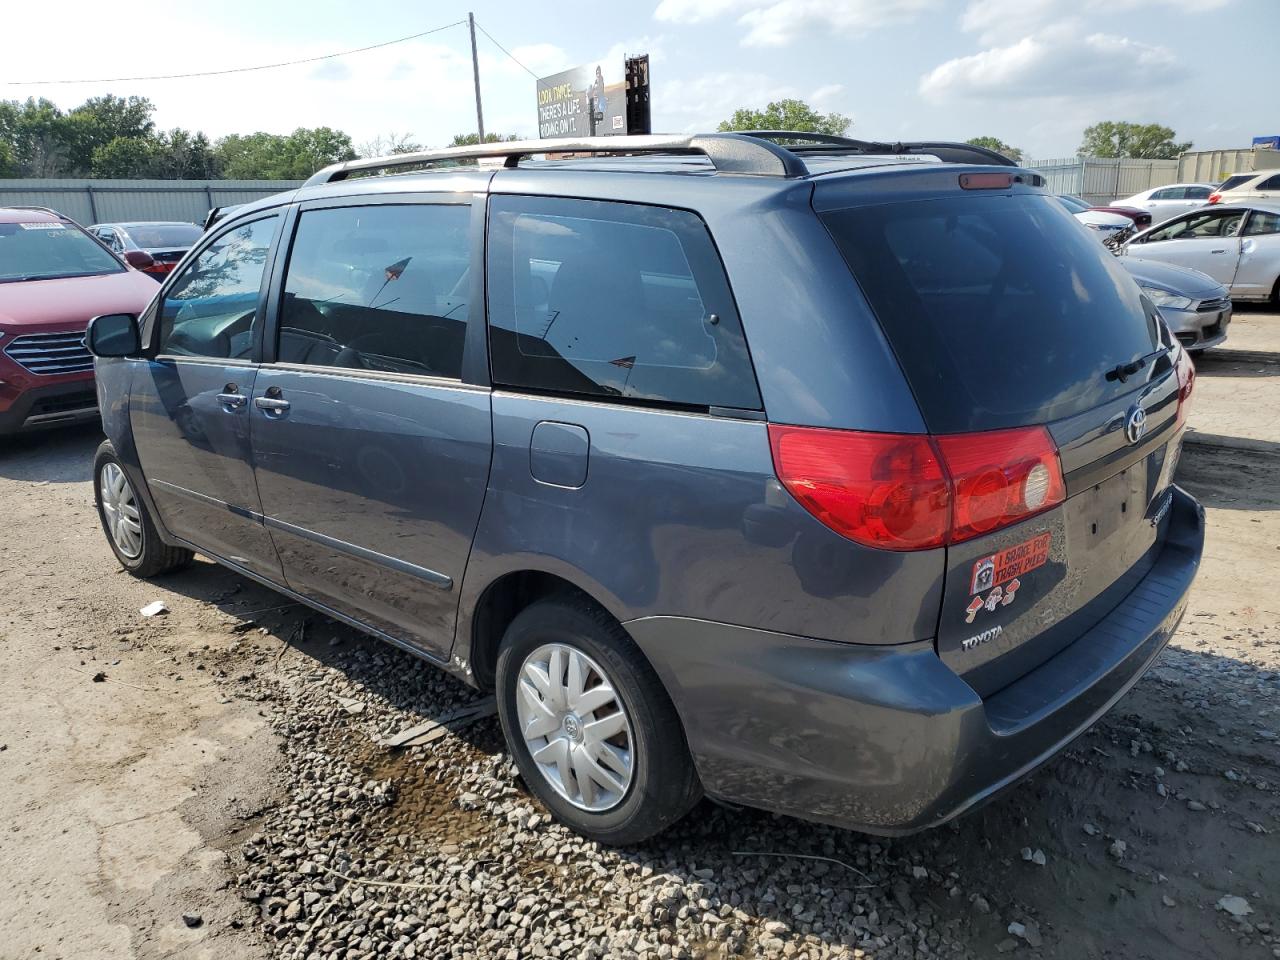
[1139,285,1193,310]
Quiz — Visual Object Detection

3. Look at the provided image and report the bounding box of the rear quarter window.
[820,193,1160,433]
[486,195,760,410]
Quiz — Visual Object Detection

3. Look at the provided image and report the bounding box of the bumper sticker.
[970,532,1052,595]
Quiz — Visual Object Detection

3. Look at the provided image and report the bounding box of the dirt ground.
[1,315,1278,960]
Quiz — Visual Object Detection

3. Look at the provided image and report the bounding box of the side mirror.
[123,249,155,270]
[85,313,142,358]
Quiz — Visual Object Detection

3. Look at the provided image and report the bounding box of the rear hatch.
[817,173,1188,696]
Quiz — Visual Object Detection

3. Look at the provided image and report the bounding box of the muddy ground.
[1,335,1277,959]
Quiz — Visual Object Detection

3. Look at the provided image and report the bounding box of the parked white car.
[1120,202,1280,304]
[1209,169,1280,204]
[1114,183,1216,224]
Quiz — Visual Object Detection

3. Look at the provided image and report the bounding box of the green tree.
[0,97,71,176]
[216,127,356,179]
[90,136,162,178]
[63,95,156,173]
[965,136,1023,163]
[359,132,424,157]
[0,139,15,177]
[717,98,850,137]
[449,132,521,146]
[1079,121,1191,159]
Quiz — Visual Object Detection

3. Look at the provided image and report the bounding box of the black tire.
[495,595,701,845]
[93,440,193,577]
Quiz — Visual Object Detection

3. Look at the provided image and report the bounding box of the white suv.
[1209,170,1280,205]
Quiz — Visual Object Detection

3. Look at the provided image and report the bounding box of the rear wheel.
[93,441,193,577]
[495,595,701,845]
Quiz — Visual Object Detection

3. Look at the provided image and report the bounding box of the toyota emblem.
[1125,406,1148,444]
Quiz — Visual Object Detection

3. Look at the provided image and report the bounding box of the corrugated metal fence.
[1025,158,1180,206]
[0,179,302,225]
[1178,148,1280,183]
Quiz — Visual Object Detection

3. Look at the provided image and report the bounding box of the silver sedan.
[1121,259,1230,352]
[1120,201,1280,305]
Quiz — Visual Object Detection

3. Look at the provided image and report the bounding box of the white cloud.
[961,0,1233,43]
[654,0,942,46]
[919,24,1181,101]
[809,83,845,105]
[660,71,799,130]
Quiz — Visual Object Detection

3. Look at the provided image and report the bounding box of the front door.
[249,198,492,660]
[1128,208,1245,286]
[130,214,284,578]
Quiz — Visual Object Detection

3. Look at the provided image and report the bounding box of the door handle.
[1210,249,1227,254]
[216,384,247,409]
[254,396,291,413]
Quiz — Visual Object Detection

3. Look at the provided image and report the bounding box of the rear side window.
[1244,211,1280,236]
[1258,174,1280,191]
[1150,187,1181,200]
[1183,186,1211,199]
[820,193,1159,433]
[277,203,470,378]
[1218,174,1255,191]
[486,195,760,410]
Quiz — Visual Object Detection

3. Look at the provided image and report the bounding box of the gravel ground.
[2,321,1279,959]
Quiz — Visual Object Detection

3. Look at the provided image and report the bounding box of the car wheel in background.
[93,440,193,577]
[495,595,701,845]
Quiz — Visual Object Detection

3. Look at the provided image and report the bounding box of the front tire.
[93,441,192,577]
[495,595,701,845]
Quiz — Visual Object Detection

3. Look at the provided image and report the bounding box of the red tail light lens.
[768,425,950,550]
[1174,349,1195,428]
[933,426,1065,543]
[768,424,1065,550]
[1208,193,1222,204]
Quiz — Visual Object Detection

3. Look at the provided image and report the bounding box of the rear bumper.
[0,375,99,435]
[626,485,1204,835]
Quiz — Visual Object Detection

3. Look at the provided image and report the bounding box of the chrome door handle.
[1210,249,1227,254]
[254,396,291,413]
[216,387,247,409]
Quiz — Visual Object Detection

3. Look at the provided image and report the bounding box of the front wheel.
[495,596,701,845]
[93,441,193,577]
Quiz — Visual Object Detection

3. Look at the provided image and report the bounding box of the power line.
[474,21,540,80]
[5,19,467,86]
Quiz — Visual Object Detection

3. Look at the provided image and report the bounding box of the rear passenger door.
[249,196,491,660]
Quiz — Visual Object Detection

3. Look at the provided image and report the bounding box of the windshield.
[0,221,124,282]
[126,224,201,248]
[821,193,1160,433]
[1057,195,1091,213]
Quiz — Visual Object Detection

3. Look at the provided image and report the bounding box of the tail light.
[933,427,1065,542]
[1208,193,1222,204]
[1174,348,1195,428]
[768,427,949,550]
[768,424,1065,551]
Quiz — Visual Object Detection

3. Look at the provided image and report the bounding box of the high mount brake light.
[768,424,1065,551]
[959,173,1014,190]
[1208,193,1222,204]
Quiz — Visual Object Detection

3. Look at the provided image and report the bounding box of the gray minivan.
[86,132,1204,844]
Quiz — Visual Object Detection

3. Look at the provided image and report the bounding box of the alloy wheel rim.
[515,642,635,812]
[100,462,143,559]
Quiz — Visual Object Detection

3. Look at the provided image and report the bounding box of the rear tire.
[495,595,701,845]
[93,440,193,577]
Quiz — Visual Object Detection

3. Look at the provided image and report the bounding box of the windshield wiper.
[1105,344,1170,383]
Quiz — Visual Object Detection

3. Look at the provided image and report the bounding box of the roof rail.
[6,205,69,219]
[735,131,1020,167]
[304,133,808,186]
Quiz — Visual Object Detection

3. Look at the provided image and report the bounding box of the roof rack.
[303,130,1020,188]
[735,131,1019,167]
[6,205,69,219]
[305,133,808,186]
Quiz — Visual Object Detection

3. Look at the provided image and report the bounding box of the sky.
[4,0,1277,161]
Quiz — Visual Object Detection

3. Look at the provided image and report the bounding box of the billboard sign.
[536,62,628,139]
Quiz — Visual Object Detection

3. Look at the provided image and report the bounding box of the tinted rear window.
[821,193,1159,433]
[126,224,201,247]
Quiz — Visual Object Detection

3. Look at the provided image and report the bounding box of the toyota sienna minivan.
[85,132,1203,844]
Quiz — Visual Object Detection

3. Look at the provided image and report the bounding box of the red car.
[0,207,158,436]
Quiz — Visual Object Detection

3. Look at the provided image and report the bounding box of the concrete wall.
[0,179,302,226]
[1178,149,1280,184]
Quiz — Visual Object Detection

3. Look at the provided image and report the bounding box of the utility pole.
[468,12,486,144]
